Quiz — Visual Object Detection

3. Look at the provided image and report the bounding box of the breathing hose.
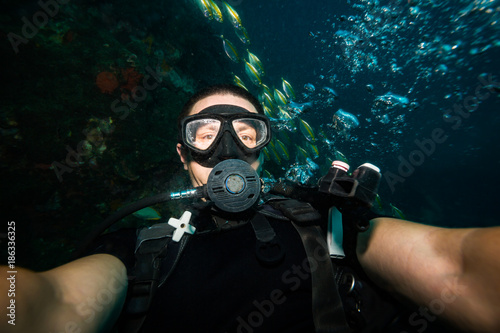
[74,158,380,258]
[74,159,260,258]
[74,189,205,259]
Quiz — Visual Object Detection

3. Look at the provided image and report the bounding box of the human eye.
[194,122,219,148]
[239,132,254,141]
[238,130,256,147]
[196,127,217,140]
[233,120,259,147]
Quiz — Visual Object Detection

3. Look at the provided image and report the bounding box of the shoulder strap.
[269,198,352,332]
[292,223,351,333]
[119,222,188,333]
[268,198,322,226]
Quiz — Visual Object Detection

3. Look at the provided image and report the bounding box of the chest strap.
[250,212,286,266]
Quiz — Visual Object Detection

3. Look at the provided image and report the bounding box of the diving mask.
[180,104,271,168]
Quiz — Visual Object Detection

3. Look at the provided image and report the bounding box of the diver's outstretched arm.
[0,254,127,333]
[357,217,500,332]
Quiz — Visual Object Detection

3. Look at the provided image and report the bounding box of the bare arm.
[0,254,127,333]
[357,217,500,332]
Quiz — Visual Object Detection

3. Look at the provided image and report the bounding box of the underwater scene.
[1,0,499,290]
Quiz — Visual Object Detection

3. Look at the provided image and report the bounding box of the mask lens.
[232,118,268,149]
[185,118,221,150]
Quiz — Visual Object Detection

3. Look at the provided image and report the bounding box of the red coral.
[120,67,143,92]
[96,67,143,97]
[96,72,119,94]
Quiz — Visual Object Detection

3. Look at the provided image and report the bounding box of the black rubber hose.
[74,192,176,259]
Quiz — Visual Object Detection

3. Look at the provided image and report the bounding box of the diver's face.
[176,94,263,187]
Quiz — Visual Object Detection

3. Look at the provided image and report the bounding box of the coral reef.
[1,0,231,270]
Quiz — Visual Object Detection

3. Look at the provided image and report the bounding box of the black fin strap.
[292,223,351,333]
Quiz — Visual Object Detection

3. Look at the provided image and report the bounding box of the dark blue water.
[233,0,500,227]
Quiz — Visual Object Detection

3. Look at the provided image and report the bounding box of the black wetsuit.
[144,208,315,332]
[90,200,405,333]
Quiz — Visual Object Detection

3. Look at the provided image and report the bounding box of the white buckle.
[167,211,196,242]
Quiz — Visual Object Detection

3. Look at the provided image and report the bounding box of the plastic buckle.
[167,211,196,242]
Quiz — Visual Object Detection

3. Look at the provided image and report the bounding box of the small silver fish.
[221,35,239,63]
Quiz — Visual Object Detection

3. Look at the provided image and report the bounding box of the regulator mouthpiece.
[206,159,261,213]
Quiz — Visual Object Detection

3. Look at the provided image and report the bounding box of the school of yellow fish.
[194,1,324,167]
[193,0,404,219]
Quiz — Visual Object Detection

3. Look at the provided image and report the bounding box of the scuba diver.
[1,84,499,333]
